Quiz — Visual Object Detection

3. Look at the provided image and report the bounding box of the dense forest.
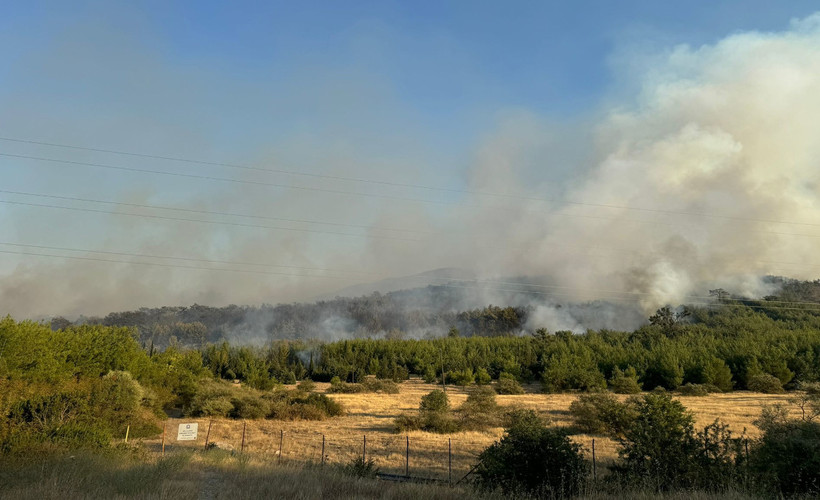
[3,278,819,397]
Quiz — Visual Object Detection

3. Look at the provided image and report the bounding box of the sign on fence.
[177,423,198,441]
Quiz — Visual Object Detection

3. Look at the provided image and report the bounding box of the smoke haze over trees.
[3,9,820,320]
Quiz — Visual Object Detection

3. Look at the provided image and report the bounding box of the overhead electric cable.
[5,248,820,312]
[0,189,436,235]
[2,241,819,308]
[3,136,820,228]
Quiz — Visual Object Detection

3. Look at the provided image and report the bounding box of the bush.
[749,419,820,497]
[608,367,642,394]
[269,391,344,420]
[474,409,588,498]
[341,456,379,479]
[420,411,460,433]
[448,368,474,386]
[393,414,420,433]
[185,381,234,417]
[419,390,449,413]
[1,390,113,453]
[495,373,525,395]
[458,386,501,430]
[296,379,316,393]
[611,393,742,491]
[327,378,364,394]
[747,374,784,394]
[677,383,709,397]
[569,392,635,436]
[613,393,696,490]
[91,371,145,434]
[361,378,400,394]
[229,395,267,419]
[412,389,459,433]
[475,368,492,385]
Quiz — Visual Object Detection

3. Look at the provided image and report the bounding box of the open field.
[142,380,794,481]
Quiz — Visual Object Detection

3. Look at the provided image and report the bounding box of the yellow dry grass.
[142,380,793,481]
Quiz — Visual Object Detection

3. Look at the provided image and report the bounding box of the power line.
[4,195,820,285]
[9,152,820,242]
[4,190,820,249]
[3,136,820,228]
[0,199,423,242]
[0,189,436,236]
[0,242,375,276]
[5,248,820,312]
[3,241,819,308]
[0,249,361,281]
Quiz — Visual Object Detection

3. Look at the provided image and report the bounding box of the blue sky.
[2,1,820,317]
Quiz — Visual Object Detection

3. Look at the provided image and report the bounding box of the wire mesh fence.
[142,418,610,482]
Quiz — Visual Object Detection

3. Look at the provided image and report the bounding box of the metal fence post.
[362,435,367,461]
[240,420,247,453]
[321,434,326,466]
[204,420,212,450]
[405,435,410,477]
[448,438,452,484]
[592,438,597,481]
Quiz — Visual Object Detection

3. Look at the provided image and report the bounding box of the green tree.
[474,409,587,498]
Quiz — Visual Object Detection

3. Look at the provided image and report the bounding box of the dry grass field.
[143,380,794,482]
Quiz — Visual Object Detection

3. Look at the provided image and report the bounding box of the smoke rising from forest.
[2,13,820,333]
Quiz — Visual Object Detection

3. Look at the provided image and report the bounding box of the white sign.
[177,423,198,441]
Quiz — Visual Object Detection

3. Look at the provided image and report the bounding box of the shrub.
[610,393,741,491]
[749,419,820,497]
[328,377,399,394]
[271,392,344,420]
[495,373,525,395]
[608,367,642,394]
[229,395,267,419]
[474,409,588,498]
[614,393,697,490]
[448,368,474,386]
[677,383,709,397]
[341,456,379,479]
[747,374,784,394]
[361,378,400,394]
[419,390,449,413]
[327,376,365,394]
[296,379,316,393]
[420,411,460,433]
[91,371,144,433]
[393,414,420,433]
[475,368,492,385]
[569,392,635,436]
[185,381,234,417]
[458,386,501,430]
[415,389,459,433]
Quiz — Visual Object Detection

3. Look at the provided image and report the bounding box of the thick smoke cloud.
[2,13,820,331]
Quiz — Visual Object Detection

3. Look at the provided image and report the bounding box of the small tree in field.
[474,409,587,498]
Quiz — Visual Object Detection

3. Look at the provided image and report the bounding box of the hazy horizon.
[3,2,820,320]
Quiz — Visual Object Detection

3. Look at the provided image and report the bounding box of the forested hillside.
[49,283,650,348]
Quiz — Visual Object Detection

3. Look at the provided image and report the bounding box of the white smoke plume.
[2,13,820,327]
